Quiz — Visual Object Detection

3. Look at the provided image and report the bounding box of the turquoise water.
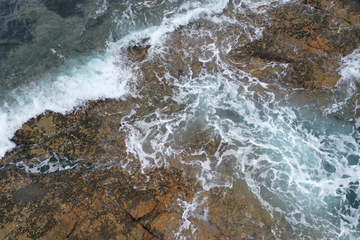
[1,0,360,238]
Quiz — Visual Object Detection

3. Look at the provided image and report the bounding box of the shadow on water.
[42,0,85,18]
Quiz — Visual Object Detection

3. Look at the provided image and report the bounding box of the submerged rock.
[0,0,34,59]
[0,19,34,45]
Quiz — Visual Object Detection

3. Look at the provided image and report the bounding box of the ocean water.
[1,0,360,239]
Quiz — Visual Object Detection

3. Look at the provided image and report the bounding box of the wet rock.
[0,65,283,240]
[206,182,286,239]
[146,212,182,238]
[270,2,360,56]
[128,45,151,62]
[124,199,157,220]
[0,165,200,239]
[12,183,48,204]
[0,84,285,239]
[232,2,360,89]
[3,109,99,163]
[301,0,360,25]
[1,98,136,167]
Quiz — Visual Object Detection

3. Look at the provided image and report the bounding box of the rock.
[12,183,48,204]
[146,212,182,238]
[125,199,157,220]
[270,2,360,56]
[0,94,282,238]
[1,99,135,167]
[0,165,199,239]
[206,181,287,239]
[301,0,360,25]
[232,2,360,89]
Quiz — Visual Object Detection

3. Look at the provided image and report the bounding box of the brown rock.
[128,200,157,220]
[206,182,282,239]
[0,166,199,239]
[148,212,182,239]
[301,0,360,25]
[232,2,360,89]
[123,194,157,221]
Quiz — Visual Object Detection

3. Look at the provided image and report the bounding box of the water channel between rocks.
[1,0,360,239]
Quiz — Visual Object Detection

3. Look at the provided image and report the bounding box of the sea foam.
[0,53,135,158]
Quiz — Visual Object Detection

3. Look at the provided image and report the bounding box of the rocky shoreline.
[2,0,360,239]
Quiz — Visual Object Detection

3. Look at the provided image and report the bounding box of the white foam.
[88,0,109,19]
[112,0,230,49]
[122,67,360,238]
[0,52,136,158]
[338,48,360,93]
[233,0,293,13]
[16,153,79,174]
[175,193,209,239]
[325,47,360,118]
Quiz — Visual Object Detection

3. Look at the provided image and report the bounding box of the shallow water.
[1,0,360,238]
